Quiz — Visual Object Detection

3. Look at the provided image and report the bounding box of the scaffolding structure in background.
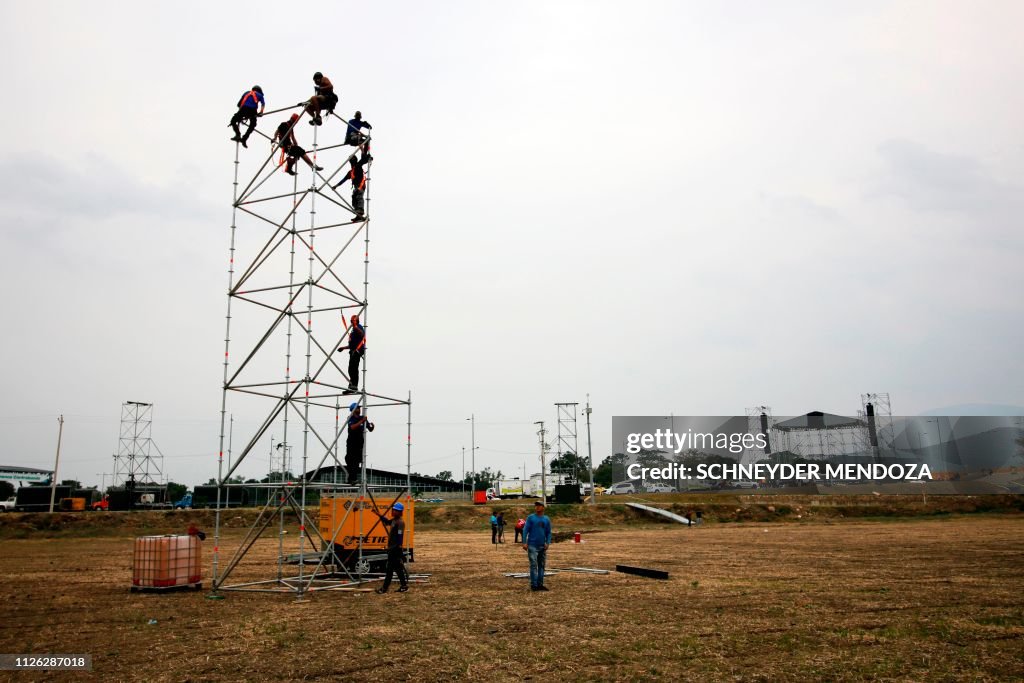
[553,402,579,480]
[772,411,870,461]
[742,406,774,465]
[211,98,411,597]
[111,401,164,488]
[859,392,895,457]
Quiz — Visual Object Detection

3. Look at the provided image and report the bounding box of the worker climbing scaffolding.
[306,71,338,126]
[345,403,374,486]
[229,85,265,147]
[334,152,371,221]
[345,111,372,149]
[273,114,323,175]
[340,313,366,393]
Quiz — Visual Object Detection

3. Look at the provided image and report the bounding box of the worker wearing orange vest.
[333,153,371,221]
[345,403,374,486]
[229,85,265,148]
[273,114,323,176]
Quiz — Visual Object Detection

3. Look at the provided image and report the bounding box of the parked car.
[644,483,676,493]
[605,481,636,495]
[733,480,759,489]
[0,497,15,512]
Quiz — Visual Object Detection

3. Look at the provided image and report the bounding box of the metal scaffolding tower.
[211,98,411,597]
[743,406,774,465]
[112,401,163,488]
[860,392,895,457]
[554,402,579,480]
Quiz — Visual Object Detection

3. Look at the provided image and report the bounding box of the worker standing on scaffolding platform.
[376,502,409,593]
[344,111,372,150]
[340,313,365,393]
[229,85,264,148]
[333,153,371,221]
[305,72,338,126]
[273,114,323,175]
[345,403,374,486]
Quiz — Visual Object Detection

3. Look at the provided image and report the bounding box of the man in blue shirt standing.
[229,85,265,148]
[522,500,552,591]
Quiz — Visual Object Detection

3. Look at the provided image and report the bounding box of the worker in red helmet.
[339,313,366,392]
[273,114,323,176]
[229,85,264,148]
[376,501,409,593]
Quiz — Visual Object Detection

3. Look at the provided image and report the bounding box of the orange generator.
[318,494,414,572]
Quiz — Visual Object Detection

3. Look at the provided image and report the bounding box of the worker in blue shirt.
[522,500,552,591]
[229,85,265,148]
[345,111,372,150]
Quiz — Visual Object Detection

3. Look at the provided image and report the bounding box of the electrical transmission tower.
[211,97,410,597]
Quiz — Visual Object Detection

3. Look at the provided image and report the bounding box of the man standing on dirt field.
[376,502,409,593]
[522,500,551,591]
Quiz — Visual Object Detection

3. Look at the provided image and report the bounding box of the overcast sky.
[0,1,1021,488]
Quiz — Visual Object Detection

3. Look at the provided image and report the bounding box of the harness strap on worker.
[240,90,258,108]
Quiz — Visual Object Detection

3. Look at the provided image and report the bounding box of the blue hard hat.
[393,502,404,512]
[349,402,359,411]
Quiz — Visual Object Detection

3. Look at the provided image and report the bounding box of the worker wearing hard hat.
[376,502,409,593]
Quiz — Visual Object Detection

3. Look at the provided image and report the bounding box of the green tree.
[434,470,453,481]
[206,476,247,485]
[463,467,503,491]
[594,453,628,487]
[635,449,670,468]
[549,452,590,481]
[0,481,14,499]
[166,481,188,502]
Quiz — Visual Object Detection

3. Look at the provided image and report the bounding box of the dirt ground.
[1,516,1023,682]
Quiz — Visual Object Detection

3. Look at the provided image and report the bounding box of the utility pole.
[467,414,475,492]
[49,415,64,513]
[585,396,595,504]
[535,421,547,506]
[462,446,466,497]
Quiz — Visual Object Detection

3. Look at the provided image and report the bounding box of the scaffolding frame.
[554,402,579,481]
[112,401,164,488]
[743,406,774,465]
[211,102,411,597]
[860,392,895,458]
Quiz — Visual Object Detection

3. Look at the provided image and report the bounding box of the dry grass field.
[1,514,1022,682]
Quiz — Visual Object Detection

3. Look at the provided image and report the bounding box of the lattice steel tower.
[112,401,163,487]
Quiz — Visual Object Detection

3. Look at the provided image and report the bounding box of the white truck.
[487,473,571,500]
[0,497,16,512]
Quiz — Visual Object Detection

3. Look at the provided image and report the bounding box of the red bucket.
[574,532,581,544]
